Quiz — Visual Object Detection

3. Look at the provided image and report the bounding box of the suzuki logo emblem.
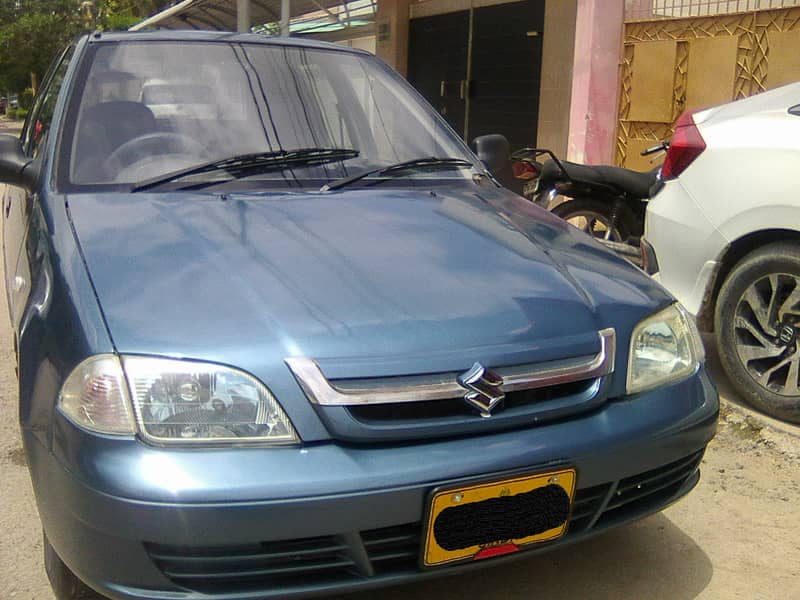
[457,362,505,418]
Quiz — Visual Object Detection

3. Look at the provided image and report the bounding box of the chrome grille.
[347,379,595,424]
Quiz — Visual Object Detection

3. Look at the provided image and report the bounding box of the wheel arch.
[698,228,800,331]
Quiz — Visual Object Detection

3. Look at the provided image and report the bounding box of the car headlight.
[626,303,705,394]
[59,355,298,445]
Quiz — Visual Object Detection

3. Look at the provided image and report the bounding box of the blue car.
[0,31,717,600]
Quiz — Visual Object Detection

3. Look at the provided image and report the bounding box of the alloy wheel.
[733,273,800,396]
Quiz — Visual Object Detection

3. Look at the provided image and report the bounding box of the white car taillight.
[662,111,706,180]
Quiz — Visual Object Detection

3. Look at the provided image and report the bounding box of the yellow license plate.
[422,468,576,568]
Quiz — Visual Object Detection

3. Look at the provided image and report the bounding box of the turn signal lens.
[59,355,136,435]
[661,111,706,180]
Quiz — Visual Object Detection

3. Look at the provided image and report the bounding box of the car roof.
[85,29,368,55]
[697,81,800,125]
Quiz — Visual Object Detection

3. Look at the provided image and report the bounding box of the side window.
[22,45,75,159]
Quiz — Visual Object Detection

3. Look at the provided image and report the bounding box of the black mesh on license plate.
[432,484,570,551]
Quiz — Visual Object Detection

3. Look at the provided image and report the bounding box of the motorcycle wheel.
[551,198,633,243]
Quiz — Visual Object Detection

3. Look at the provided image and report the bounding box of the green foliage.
[0,1,165,95]
[0,3,83,93]
[5,107,16,119]
[20,88,34,110]
[103,11,141,31]
[15,108,28,120]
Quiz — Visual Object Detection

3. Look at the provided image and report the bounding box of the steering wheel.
[104,132,207,171]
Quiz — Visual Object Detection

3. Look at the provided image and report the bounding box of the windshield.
[66,41,476,189]
[141,84,214,105]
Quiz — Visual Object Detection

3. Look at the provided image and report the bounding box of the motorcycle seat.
[540,159,659,200]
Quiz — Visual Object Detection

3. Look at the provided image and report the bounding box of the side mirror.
[0,134,38,192]
[470,134,510,174]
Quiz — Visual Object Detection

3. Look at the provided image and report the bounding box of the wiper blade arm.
[132,147,359,192]
[320,157,475,192]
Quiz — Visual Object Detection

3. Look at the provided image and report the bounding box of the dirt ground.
[0,118,797,597]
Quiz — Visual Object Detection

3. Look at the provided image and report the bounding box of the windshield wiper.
[132,147,360,192]
[320,156,475,192]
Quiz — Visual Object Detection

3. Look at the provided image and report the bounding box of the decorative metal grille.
[615,4,800,166]
[626,0,800,21]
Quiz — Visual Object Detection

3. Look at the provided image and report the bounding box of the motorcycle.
[511,145,666,264]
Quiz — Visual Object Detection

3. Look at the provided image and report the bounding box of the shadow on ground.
[333,513,713,600]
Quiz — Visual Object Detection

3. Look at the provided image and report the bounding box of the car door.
[4,45,74,335]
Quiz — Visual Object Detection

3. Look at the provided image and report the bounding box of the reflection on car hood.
[67,186,671,380]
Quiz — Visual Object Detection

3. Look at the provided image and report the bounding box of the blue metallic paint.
[31,370,716,599]
[65,184,673,439]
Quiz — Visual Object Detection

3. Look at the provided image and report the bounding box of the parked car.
[1,31,717,600]
[9,93,18,109]
[0,97,6,114]
[643,82,800,423]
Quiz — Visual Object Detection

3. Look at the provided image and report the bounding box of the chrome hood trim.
[286,328,615,406]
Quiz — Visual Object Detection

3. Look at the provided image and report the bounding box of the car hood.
[67,186,669,380]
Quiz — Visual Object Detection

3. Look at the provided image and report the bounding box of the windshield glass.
[67,41,476,188]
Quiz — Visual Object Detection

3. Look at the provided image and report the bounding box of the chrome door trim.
[285,328,615,407]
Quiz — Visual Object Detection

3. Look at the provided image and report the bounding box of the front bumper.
[27,369,718,600]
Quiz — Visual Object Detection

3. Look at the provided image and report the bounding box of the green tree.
[0,0,165,95]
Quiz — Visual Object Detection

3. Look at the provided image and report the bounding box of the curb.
[718,395,800,440]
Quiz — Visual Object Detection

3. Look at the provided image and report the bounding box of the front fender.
[17,193,114,447]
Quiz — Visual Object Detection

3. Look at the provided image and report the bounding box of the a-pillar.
[375,0,412,76]
[566,0,625,164]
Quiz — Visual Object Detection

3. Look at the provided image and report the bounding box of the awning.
[130,0,376,35]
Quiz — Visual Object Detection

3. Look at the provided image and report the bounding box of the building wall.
[376,0,412,75]
[536,0,578,158]
[566,0,625,165]
[337,35,378,52]
[616,5,800,169]
[378,0,580,158]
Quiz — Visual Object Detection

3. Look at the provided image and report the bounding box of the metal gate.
[407,0,545,149]
[616,3,800,169]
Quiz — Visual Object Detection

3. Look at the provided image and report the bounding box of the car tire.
[715,242,800,424]
[551,198,633,243]
[44,533,107,600]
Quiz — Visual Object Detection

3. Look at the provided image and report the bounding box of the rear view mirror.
[470,134,510,174]
[0,134,38,192]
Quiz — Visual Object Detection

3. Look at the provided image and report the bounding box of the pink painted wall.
[567,0,625,165]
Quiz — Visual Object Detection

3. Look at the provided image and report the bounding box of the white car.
[643,82,800,424]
